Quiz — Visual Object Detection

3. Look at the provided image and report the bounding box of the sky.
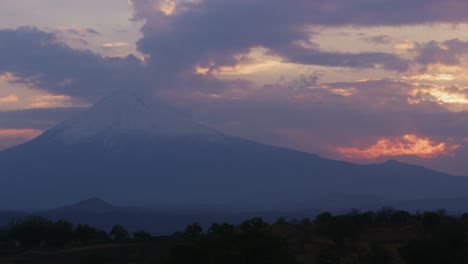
[1,0,468,175]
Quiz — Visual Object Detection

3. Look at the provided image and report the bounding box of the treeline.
[167,218,295,264]
[2,209,468,263]
[0,216,294,263]
[276,208,468,264]
[0,216,149,248]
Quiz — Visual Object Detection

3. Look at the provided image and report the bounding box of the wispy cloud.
[54,26,100,36]
[0,27,148,100]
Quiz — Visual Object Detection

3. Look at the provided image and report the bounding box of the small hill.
[46,197,120,213]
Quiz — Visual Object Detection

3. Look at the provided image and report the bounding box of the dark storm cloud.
[133,0,468,28]
[133,0,416,76]
[303,0,468,26]
[133,0,467,75]
[272,45,410,71]
[1,1,466,100]
[0,27,148,100]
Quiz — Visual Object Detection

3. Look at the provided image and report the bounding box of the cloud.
[0,72,15,81]
[132,0,468,27]
[272,45,410,71]
[336,134,460,159]
[54,26,100,37]
[2,2,464,103]
[0,95,18,103]
[131,0,468,73]
[409,85,468,107]
[0,27,148,101]
[415,39,468,67]
[361,35,396,45]
[0,107,84,130]
[131,0,415,90]
[28,95,85,108]
[101,42,130,49]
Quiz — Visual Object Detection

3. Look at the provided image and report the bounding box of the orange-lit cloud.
[160,0,176,15]
[195,47,303,81]
[394,41,415,53]
[405,73,456,81]
[102,42,129,48]
[0,129,42,138]
[196,60,284,76]
[337,134,460,159]
[409,85,468,106]
[0,72,15,81]
[29,95,75,108]
[0,95,18,103]
[195,48,276,75]
[130,0,175,15]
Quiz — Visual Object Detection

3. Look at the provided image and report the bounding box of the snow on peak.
[40,91,223,144]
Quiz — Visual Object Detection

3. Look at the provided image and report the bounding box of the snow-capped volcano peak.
[37,91,222,144]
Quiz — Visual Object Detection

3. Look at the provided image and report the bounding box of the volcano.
[1,91,468,210]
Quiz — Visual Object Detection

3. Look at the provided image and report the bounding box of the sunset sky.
[1,0,468,175]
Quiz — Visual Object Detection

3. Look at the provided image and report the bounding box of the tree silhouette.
[315,212,333,226]
[47,220,74,246]
[208,223,236,237]
[275,217,288,225]
[75,224,98,245]
[110,224,130,242]
[240,217,269,234]
[133,230,151,242]
[8,216,51,248]
[0,228,10,248]
[390,210,412,226]
[167,218,295,264]
[184,223,203,237]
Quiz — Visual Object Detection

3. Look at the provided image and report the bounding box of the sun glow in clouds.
[337,134,460,159]
[409,86,468,105]
[195,47,284,76]
[160,0,176,15]
[405,74,456,81]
